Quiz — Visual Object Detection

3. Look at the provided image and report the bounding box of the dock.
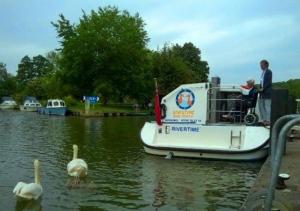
[241,126,300,210]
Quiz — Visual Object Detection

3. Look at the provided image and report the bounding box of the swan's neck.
[73,146,78,160]
[34,160,40,184]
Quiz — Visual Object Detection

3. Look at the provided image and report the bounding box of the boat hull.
[0,104,17,109]
[37,107,67,116]
[140,122,270,161]
[143,145,268,161]
[20,106,41,112]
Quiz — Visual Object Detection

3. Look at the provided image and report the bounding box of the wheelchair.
[242,97,259,126]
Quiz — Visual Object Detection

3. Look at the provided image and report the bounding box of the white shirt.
[260,70,266,88]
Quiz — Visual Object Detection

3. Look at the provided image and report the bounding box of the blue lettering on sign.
[171,126,200,132]
[83,96,100,104]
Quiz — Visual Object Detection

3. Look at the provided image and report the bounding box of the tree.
[152,45,195,95]
[0,62,8,82]
[16,56,33,86]
[52,6,149,102]
[32,55,52,78]
[0,62,17,96]
[173,42,209,82]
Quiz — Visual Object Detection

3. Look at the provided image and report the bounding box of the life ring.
[160,104,167,119]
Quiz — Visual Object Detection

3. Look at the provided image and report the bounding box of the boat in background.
[0,97,17,109]
[140,77,270,161]
[37,99,67,116]
[20,96,42,112]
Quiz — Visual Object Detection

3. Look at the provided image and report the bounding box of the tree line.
[0,6,209,106]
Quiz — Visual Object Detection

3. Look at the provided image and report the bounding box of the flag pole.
[154,78,162,125]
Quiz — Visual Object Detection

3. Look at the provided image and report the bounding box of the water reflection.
[15,198,42,211]
[0,111,262,210]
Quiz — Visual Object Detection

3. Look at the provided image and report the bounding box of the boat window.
[25,103,29,106]
[47,101,52,107]
[60,101,65,106]
[53,101,59,106]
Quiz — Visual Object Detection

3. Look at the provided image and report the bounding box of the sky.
[0,0,299,84]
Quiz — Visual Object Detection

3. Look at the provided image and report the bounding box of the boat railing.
[206,85,254,124]
[208,98,246,124]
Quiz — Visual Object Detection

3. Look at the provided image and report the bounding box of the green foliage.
[151,43,209,95]
[63,95,78,106]
[9,6,211,106]
[0,63,17,96]
[52,6,149,102]
[273,79,300,98]
[16,53,61,99]
[0,62,8,82]
[16,55,53,88]
[24,79,45,98]
[17,56,33,86]
[173,42,209,82]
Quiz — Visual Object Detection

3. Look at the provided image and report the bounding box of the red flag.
[154,79,162,125]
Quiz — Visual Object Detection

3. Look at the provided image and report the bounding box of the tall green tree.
[52,6,149,102]
[16,56,33,86]
[0,62,17,96]
[151,43,209,95]
[0,62,8,82]
[152,48,190,95]
[16,54,55,98]
[173,42,209,82]
[32,55,52,78]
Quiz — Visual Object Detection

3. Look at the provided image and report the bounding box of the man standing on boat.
[258,59,272,126]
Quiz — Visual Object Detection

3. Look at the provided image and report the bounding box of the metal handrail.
[208,97,246,123]
[270,114,300,167]
[265,115,300,211]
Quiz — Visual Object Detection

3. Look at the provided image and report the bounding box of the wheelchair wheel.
[244,113,258,125]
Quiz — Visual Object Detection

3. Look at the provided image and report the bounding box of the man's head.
[260,60,269,71]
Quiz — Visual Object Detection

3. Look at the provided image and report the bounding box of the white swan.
[67,144,88,177]
[13,159,43,200]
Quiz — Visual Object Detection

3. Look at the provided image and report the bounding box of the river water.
[0,110,262,211]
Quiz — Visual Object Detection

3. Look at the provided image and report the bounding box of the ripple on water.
[0,111,262,210]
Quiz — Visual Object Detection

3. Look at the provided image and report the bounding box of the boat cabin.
[160,77,258,125]
[23,96,41,107]
[46,99,66,108]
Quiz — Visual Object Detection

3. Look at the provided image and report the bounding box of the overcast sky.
[1,0,299,83]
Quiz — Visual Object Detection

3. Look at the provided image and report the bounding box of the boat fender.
[160,104,167,119]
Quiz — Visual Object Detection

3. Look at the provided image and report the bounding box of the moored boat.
[37,99,67,116]
[19,96,42,112]
[140,77,270,161]
[0,97,17,109]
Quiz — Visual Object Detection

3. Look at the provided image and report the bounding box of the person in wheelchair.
[222,79,258,124]
[240,79,259,125]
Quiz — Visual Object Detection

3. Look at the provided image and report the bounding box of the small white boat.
[0,96,17,109]
[140,77,270,161]
[37,99,67,116]
[20,96,42,112]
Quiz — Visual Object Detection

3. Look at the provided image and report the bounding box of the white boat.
[140,78,270,161]
[20,96,42,112]
[37,99,67,116]
[0,97,17,109]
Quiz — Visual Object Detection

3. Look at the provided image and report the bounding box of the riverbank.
[241,129,300,210]
[67,103,152,117]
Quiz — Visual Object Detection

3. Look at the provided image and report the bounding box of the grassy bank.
[68,102,151,114]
